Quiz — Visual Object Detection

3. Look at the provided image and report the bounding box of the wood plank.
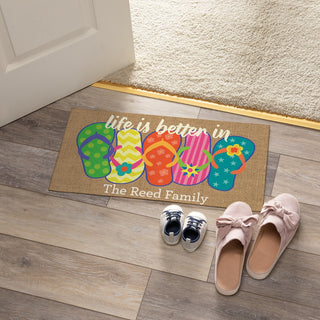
[0,185,215,281]
[265,152,280,196]
[272,155,320,206]
[241,249,320,309]
[208,200,320,282]
[106,196,267,235]
[0,105,277,202]
[0,235,150,320]
[199,108,320,162]
[208,247,320,309]
[94,82,320,131]
[288,202,320,255]
[0,107,69,151]
[50,86,200,118]
[108,196,225,232]
[0,288,122,320]
[0,86,198,152]
[259,196,320,255]
[138,270,319,320]
[0,140,108,207]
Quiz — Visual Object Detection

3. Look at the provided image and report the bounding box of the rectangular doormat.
[49,109,270,211]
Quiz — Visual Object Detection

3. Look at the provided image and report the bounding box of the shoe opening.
[165,220,181,236]
[182,228,200,243]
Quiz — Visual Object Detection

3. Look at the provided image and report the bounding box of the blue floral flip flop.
[77,123,115,178]
[208,136,255,191]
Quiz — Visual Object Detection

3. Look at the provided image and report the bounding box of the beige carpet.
[105,0,320,121]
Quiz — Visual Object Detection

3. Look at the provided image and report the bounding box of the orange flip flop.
[142,131,181,186]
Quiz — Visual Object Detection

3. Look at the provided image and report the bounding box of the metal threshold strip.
[92,81,320,130]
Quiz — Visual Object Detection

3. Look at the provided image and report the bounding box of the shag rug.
[105,0,320,121]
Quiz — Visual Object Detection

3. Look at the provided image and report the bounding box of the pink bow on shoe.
[261,201,300,231]
[216,215,259,243]
[246,194,300,280]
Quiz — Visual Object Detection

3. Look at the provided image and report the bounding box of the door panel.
[0,0,134,126]
[0,0,96,56]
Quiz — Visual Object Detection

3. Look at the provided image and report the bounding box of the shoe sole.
[246,223,300,280]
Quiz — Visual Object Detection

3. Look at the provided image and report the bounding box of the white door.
[0,0,134,126]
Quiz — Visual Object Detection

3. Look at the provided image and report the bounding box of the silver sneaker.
[160,205,184,245]
[181,212,207,252]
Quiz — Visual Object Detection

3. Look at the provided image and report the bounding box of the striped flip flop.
[77,123,115,178]
[106,129,144,184]
[172,132,212,186]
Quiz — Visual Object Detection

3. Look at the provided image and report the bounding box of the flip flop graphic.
[172,132,212,186]
[77,123,115,178]
[208,136,255,191]
[142,131,181,186]
[106,129,145,184]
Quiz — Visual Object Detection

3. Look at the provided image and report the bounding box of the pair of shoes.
[160,205,208,252]
[215,193,300,296]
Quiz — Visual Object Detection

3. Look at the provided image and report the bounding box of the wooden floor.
[0,86,319,320]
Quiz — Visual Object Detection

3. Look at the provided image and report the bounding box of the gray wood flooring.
[0,86,319,320]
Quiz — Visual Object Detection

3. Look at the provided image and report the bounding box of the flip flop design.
[142,131,181,186]
[172,132,212,186]
[105,129,145,184]
[208,136,255,191]
[77,123,115,178]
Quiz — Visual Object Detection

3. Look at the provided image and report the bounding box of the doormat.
[49,109,270,210]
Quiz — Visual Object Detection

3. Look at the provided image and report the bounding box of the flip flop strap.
[177,147,190,168]
[230,153,245,174]
[142,139,179,168]
[177,147,212,172]
[110,146,144,169]
[110,146,122,167]
[132,147,144,169]
[211,147,246,174]
[78,132,114,160]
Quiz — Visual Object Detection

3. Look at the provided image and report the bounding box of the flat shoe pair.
[215,193,300,296]
[160,205,208,252]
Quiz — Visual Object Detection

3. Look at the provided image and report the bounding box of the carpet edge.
[92,81,320,131]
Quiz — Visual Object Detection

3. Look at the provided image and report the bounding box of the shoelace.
[186,217,205,230]
[164,210,182,221]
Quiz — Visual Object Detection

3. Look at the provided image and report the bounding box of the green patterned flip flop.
[77,123,115,178]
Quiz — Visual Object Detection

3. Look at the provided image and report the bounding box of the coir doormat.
[49,109,270,211]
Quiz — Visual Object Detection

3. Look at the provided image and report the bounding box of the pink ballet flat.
[246,193,300,280]
[215,202,258,295]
